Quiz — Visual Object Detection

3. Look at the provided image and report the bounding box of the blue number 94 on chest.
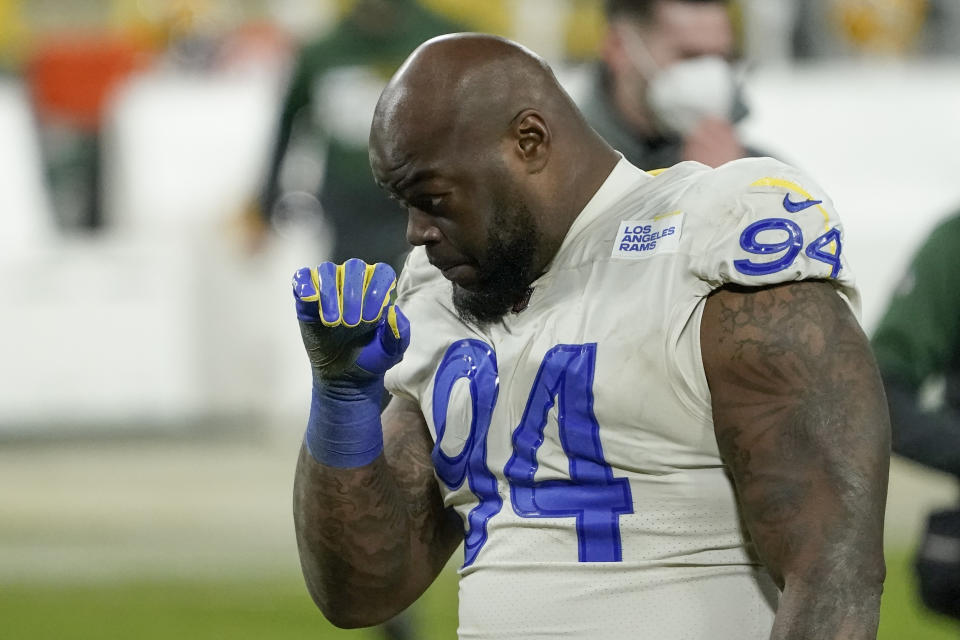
[432,340,633,567]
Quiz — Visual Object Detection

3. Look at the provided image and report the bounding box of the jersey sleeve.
[690,158,860,313]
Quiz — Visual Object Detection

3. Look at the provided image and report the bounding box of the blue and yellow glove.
[291,259,410,467]
[292,259,410,379]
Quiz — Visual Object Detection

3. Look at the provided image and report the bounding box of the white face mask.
[618,25,738,136]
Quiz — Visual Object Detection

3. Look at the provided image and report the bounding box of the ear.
[510,109,550,173]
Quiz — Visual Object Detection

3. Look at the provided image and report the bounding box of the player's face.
[371,143,541,327]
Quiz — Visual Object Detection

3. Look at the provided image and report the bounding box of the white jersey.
[386,156,859,639]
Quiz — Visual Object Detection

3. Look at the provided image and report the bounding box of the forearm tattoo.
[293,402,458,620]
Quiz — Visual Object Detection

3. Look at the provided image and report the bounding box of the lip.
[427,254,461,273]
[438,263,477,287]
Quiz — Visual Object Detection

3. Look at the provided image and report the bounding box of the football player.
[292,34,889,639]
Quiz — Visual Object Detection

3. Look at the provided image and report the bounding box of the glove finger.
[361,262,397,323]
[292,267,321,322]
[317,262,341,326]
[341,258,368,327]
[385,304,410,354]
[355,304,410,375]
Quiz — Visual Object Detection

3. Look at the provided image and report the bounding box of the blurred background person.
[872,211,960,622]
[23,21,152,230]
[249,0,465,270]
[577,0,766,170]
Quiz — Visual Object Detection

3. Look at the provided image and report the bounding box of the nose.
[405,207,441,247]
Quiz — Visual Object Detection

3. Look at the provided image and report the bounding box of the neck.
[532,138,620,277]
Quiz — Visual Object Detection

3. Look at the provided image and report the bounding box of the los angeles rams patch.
[611,212,684,259]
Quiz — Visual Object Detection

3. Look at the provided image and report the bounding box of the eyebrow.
[395,168,441,192]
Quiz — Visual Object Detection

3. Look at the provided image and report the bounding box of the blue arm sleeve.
[305,376,384,468]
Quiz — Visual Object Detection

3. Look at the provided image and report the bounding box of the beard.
[451,199,540,329]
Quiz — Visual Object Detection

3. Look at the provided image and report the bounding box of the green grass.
[0,569,459,640]
[1,550,956,639]
[879,550,958,640]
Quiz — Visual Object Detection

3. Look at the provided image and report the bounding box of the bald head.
[379,33,554,119]
[370,33,594,182]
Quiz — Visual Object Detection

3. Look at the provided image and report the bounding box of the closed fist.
[292,259,410,379]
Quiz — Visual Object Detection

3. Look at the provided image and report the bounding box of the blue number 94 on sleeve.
[733,219,843,279]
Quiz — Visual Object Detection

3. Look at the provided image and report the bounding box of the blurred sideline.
[4,62,960,433]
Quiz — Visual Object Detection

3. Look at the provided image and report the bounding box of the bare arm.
[293,395,462,628]
[701,280,890,639]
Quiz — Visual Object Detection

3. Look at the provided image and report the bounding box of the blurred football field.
[1,551,955,640]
